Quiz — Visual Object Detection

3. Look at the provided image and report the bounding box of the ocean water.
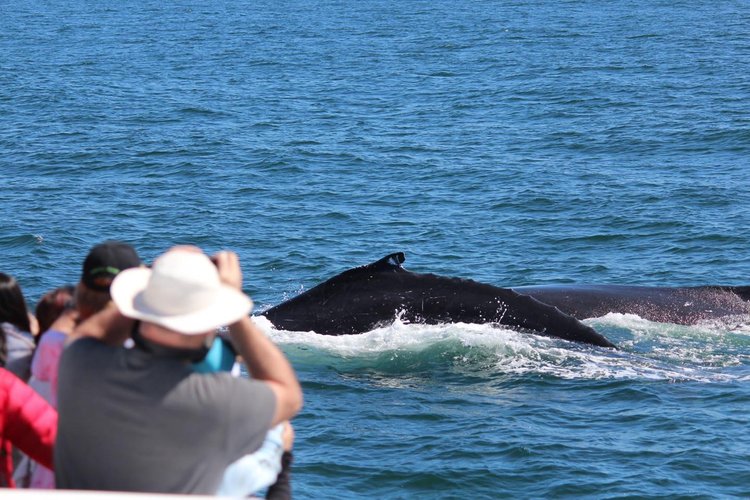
[2,0,750,498]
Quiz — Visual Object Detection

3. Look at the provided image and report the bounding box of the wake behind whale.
[263,317,750,384]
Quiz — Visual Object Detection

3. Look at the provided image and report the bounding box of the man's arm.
[3,369,57,470]
[216,251,303,425]
[228,316,303,425]
[68,301,134,346]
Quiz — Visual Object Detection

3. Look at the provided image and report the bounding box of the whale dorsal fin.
[367,252,406,271]
[730,286,750,302]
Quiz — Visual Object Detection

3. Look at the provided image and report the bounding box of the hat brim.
[111,267,253,335]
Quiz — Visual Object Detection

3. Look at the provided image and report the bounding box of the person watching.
[0,273,37,382]
[55,246,303,494]
[0,367,56,488]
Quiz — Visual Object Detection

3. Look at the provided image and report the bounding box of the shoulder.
[0,367,17,391]
[3,322,35,349]
[184,371,274,401]
[0,367,40,407]
[60,336,116,371]
[65,336,111,353]
[38,330,68,345]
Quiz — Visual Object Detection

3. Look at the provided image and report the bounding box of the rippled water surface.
[2,0,750,497]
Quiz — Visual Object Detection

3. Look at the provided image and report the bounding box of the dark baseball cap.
[81,241,141,292]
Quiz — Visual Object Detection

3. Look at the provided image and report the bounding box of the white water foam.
[254,315,750,383]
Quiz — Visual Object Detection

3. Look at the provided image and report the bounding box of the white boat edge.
[1,490,236,499]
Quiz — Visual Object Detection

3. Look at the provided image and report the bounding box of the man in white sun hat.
[54,246,303,494]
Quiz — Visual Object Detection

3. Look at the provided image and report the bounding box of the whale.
[260,252,617,348]
[513,284,750,326]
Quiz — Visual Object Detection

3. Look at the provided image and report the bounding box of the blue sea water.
[2,0,750,497]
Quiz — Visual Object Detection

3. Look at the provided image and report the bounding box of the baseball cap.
[81,241,142,292]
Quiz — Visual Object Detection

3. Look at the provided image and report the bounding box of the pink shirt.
[29,330,67,409]
[27,329,67,489]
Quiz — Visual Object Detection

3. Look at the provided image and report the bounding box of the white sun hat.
[110,250,253,335]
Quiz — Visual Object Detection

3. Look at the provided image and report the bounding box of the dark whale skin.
[261,253,616,348]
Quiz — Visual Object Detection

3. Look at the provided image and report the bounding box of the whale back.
[515,284,750,325]
[260,253,616,348]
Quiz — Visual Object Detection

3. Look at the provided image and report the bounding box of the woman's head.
[36,285,75,336]
[0,272,32,367]
[0,272,31,334]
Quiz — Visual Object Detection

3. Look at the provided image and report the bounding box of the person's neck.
[132,324,211,363]
[139,322,211,349]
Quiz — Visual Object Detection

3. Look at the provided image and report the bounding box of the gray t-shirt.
[55,337,276,494]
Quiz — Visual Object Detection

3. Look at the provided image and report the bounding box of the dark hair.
[74,282,112,322]
[0,273,32,366]
[35,285,75,341]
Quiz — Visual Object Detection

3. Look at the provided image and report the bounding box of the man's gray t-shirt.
[55,337,276,494]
